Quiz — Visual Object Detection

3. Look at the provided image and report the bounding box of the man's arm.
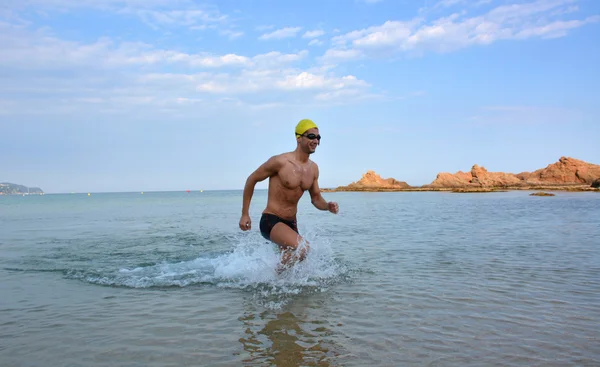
[308,164,329,211]
[241,155,282,215]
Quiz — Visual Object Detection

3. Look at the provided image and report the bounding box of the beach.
[1,190,599,366]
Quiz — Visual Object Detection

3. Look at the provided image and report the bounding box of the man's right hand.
[239,214,251,231]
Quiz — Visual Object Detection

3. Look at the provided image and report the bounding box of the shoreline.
[322,157,600,194]
[321,184,600,193]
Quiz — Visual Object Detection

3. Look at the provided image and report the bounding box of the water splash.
[69,229,349,309]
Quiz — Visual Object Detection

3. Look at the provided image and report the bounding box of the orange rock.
[524,157,600,185]
[324,170,412,191]
[427,157,600,188]
[428,165,523,188]
[345,170,411,189]
[328,157,600,191]
[428,171,472,188]
[470,164,523,187]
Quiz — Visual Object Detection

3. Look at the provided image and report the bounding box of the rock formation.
[470,164,524,187]
[427,165,523,188]
[530,192,555,196]
[520,157,600,185]
[323,157,600,192]
[329,170,411,191]
[428,171,472,188]
[427,157,600,188]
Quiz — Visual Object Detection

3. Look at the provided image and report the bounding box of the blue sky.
[1,0,599,193]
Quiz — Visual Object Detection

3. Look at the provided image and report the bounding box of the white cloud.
[514,16,600,39]
[422,0,491,12]
[0,66,373,117]
[308,39,324,46]
[136,69,368,95]
[3,0,231,34]
[314,86,393,105]
[131,9,227,28]
[320,48,364,62]
[325,0,599,60]
[220,29,244,39]
[303,30,325,38]
[0,30,249,69]
[259,26,303,40]
[0,22,310,70]
[176,53,252,67]
[0,19,373,116]
[3,0,183,10]
[252,51,309,67]
[276,73,368,91]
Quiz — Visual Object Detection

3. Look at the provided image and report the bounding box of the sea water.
[1,190,599,366]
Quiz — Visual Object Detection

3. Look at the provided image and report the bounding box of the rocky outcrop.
[328,170,411,191]
[426,157,600,188]
[322,157,600,193]
[427,164,523,188]
[428,171,472,188]
[470,164,524,187]
[522,157,600,185]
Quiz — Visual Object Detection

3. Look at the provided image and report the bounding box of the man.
[239,119,339,272]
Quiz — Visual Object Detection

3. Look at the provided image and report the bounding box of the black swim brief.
[259,213,298,241]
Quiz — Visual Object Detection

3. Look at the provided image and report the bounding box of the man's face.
[299,127,320,154]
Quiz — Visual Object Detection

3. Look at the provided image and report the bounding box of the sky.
[1,0,599,193]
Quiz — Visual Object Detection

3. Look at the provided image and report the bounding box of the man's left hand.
[327,201,339,214]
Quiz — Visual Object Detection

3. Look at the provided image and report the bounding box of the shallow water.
[1,190,599,366]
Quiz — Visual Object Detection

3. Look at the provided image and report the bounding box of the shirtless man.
[239,119,339,272]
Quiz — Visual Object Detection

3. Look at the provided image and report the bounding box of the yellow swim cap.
[295,119,318,136]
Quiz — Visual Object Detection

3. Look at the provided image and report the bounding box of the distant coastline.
[322,157,600,193]
[0,183,44,196]
[4,157,600,196]
[321,184,598,193]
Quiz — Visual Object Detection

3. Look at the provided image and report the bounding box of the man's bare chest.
[278,162,314,190]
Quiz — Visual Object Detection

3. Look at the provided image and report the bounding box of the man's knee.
[297,241,310,261]
[270,223,301,249]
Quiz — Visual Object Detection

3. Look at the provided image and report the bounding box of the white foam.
[88,228,347,308]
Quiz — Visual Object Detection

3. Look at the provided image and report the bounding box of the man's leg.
[269,222,311,271]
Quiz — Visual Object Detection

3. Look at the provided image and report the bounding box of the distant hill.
[0,182,44,195]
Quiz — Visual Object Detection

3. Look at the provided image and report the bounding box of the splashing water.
[70,229,349,309]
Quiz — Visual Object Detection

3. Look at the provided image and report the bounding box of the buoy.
[88,193,91,196]
[141,192,144,194]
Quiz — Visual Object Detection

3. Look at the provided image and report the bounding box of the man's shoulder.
[270,152,293,162]
[264,152,292,169]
